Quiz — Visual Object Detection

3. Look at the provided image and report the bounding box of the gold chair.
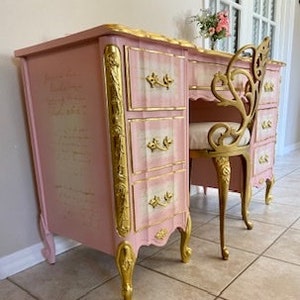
[189,37,270,259]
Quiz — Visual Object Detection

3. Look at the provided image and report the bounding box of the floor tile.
[227,200,300,228]
[192,217,286,255]
[81,265,215,300]
[221,257,300,300]
[0,279,36,300]
[139,237,257,295]
[264,228,300,265]
[9,246,118,300]
[253,184,300,207]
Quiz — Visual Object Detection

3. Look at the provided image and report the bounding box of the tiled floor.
[1,150,300,299]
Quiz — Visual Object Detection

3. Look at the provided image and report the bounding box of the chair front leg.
[213,156,231,260]
[241,153,253,230]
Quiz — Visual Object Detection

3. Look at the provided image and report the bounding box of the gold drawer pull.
[264,81,274,92]
[259,154,269,164]
[147,136,173,152]
[149,191,173,208]
[146,72,174,89]
[261,120,273,129]
[155,228,168,240]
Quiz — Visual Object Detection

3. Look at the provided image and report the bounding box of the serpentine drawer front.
[255,108,278,142]
[132,170,186,232]
[129,117,186,173]
[260,69,280,105]
[126,46,186,110]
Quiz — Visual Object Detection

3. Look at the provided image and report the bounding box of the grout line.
[7,278,39,300]
[217,215,300,298]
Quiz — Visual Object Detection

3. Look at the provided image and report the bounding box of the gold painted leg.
[116,241,136,300]
[214,156,230,260]
[265,178,274,205]
[179,214,192,263]
[241,154,253,230]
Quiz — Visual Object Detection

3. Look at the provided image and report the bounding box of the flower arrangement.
[191,9,230,50]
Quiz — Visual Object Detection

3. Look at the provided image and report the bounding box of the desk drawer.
[255,108,278,142]
[132,170,187,232]
[260,70,280,105]
[129,117,186,173]
[253,142,275,176]
[188,60,226,90]
[126,46,186,110]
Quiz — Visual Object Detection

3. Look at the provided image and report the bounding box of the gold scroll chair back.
[189,37,270,260]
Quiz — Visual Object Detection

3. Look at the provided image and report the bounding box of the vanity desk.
[15,24,283,299]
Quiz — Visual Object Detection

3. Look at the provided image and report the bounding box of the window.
[207,0,277,56]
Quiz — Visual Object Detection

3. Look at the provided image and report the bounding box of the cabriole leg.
[214,156,230,260]
[241,154,253,230]
[116,241,136,300]
[265,178,274,205]
[179,214,192,263]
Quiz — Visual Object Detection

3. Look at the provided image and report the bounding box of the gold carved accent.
[145,72,174,89]
[215,156,231,185]
[261,120,273,129]
[104,45,130,237]
[149,192,173,208]
[259,154,269,164]
[264,81,274,92]
[116,241,136,300]
[179,214,192,263]
[265,178,274,205]
[155,228,168,240]
[147,136,173,152]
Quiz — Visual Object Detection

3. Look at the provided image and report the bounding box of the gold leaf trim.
[104,45,130,237]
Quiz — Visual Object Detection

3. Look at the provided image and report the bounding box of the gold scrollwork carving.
[155,228,168,240]
[104,45,130,237]
[264,81,274,92]
[147,136,173,152]
[148,191,173,208]
[261,120,273,129]
[259,154,269,164]
[146,72,174,89]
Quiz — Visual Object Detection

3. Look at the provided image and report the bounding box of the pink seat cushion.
[189,122,251,150]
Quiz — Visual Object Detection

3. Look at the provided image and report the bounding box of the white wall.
[0,0,202,271]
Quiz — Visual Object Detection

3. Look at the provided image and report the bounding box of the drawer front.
[129,117,186,174]
[255,108,278,142]
[188,60,227,90]
[126,46,186,110]
[253,142,275,176]
[260,69,280,105]
[132,170,187,232]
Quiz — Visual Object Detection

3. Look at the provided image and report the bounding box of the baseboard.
[277,141,300,156]
[0,236,80,280]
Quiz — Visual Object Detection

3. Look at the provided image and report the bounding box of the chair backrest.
[208,37,270,152]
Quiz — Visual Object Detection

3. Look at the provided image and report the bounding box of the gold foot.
[116,241,136,300]
[265,178,274,205]
[222,247,229,260]
[179,215,192,263]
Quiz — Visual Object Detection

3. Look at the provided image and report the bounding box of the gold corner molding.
[104,44,131,237]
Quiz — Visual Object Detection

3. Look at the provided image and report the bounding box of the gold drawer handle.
[261,120,273,129]
[149,191,173,208]
[259,154,269,164]
[155,228,168,240]
[146,72,174,89]
[147,136,173,152]
[264,81,274,92]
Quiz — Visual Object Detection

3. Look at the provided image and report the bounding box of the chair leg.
[213,156,230,260]
[241,154,253,230]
